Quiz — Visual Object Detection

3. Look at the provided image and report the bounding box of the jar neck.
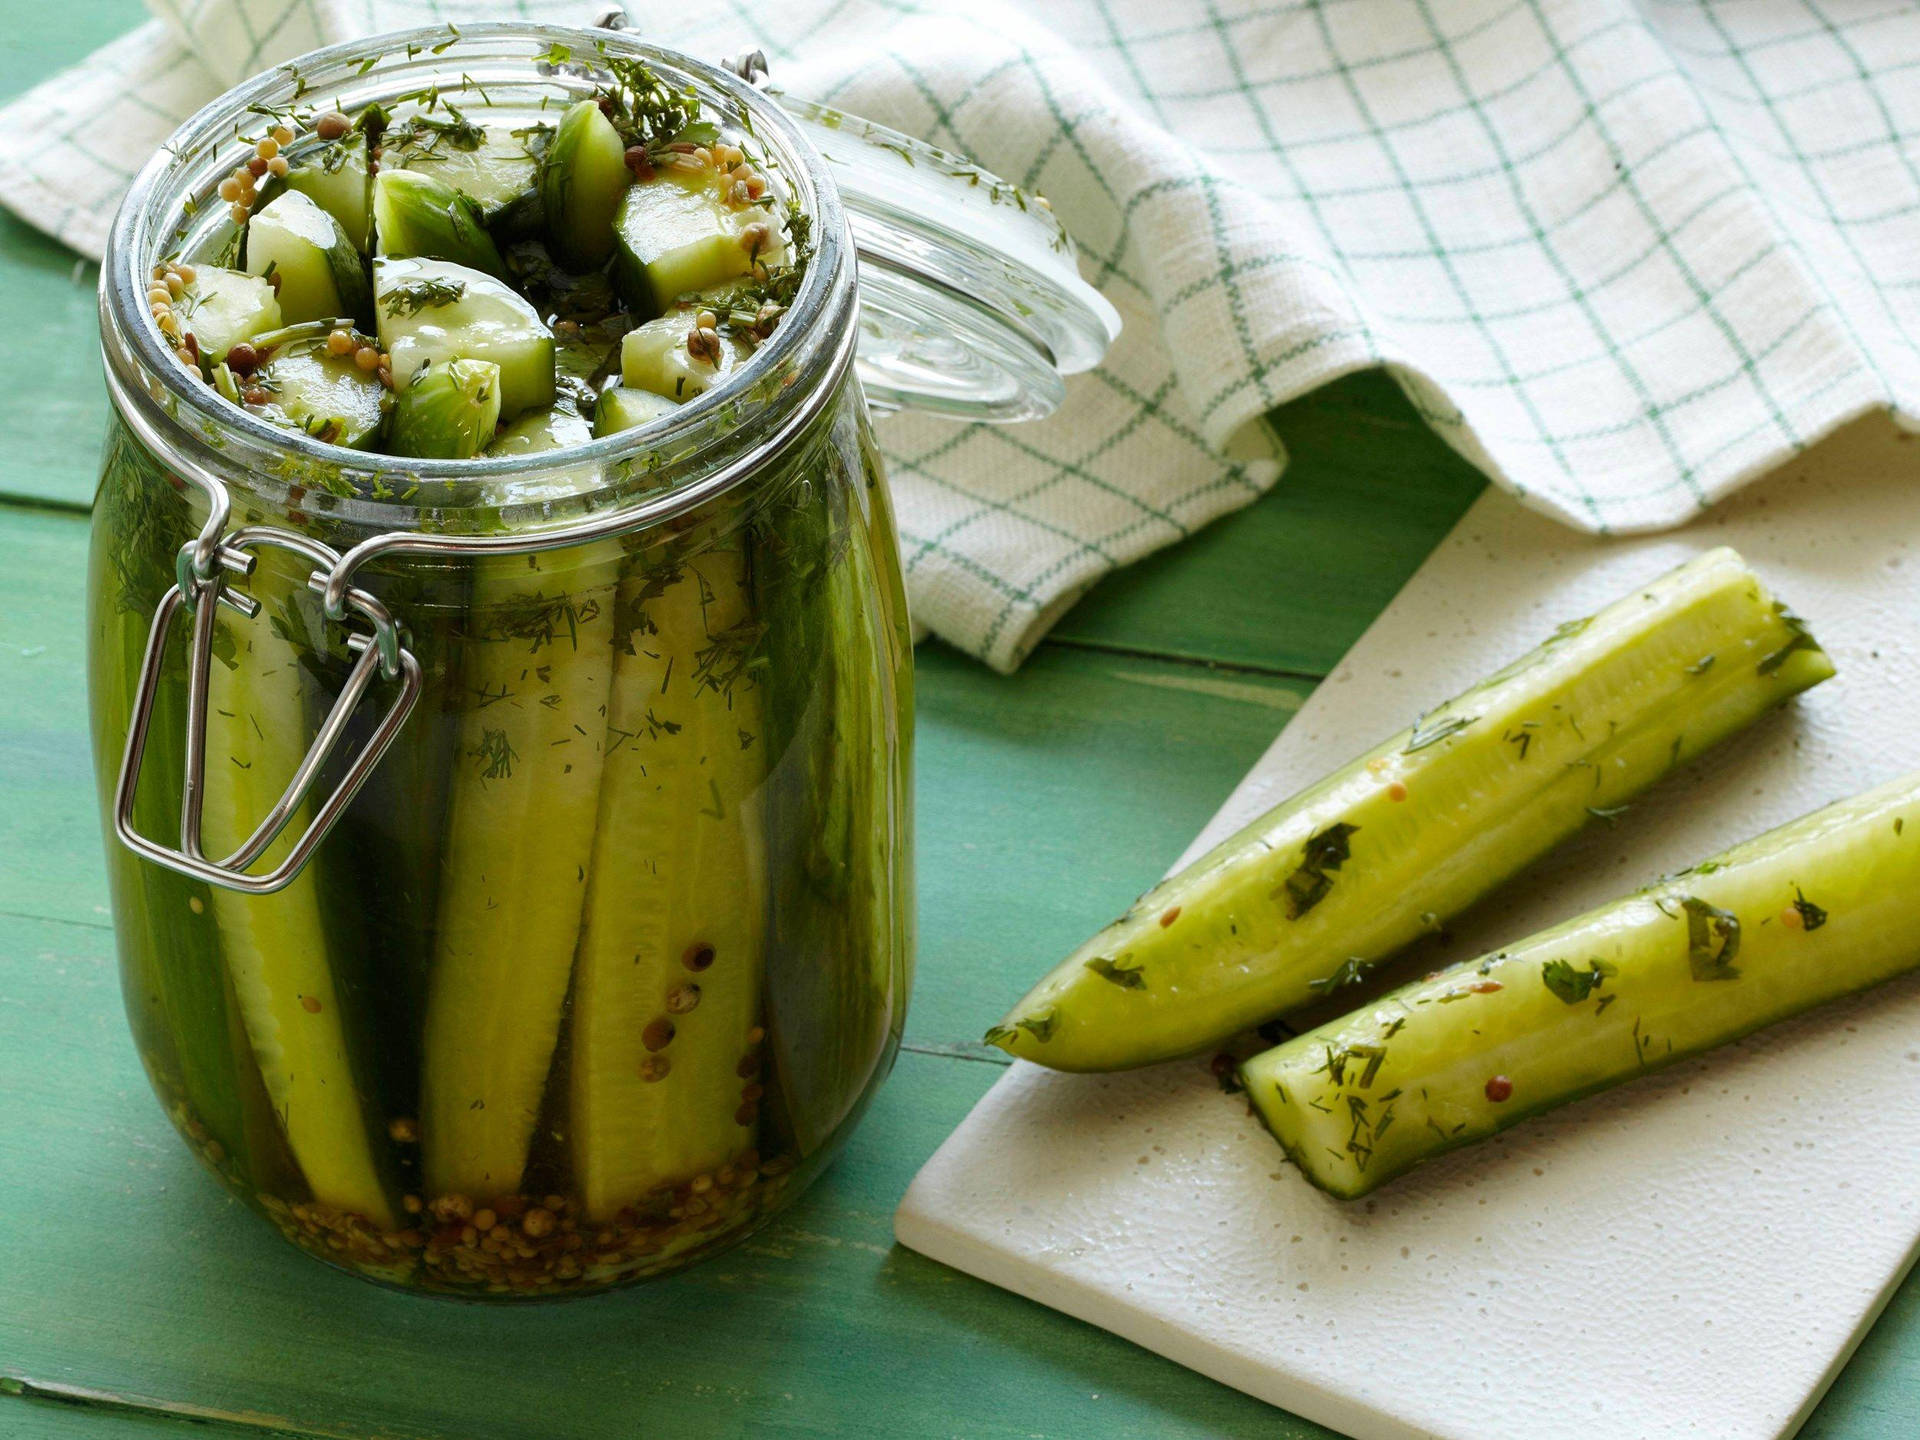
[99,22,857,542]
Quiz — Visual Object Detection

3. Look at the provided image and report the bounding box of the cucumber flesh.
[592,385,675,436]
[388,357,500,460]
[988,548,1836,1071]
[372,167,508,279]
[374,256,555,420]
[202,558,394,1226]
[1243,770,1920,1199]
[570,545,767,1220]
[421,545,620,1202]
[286,131,373,253]
[539,99,632,272]
[619,312,747,403]
[487,404,593,456]
[179,268,281,364]
[388,118,544,227]
[611,172,766,317]
[244,190,370,327]
[253,342,386,449]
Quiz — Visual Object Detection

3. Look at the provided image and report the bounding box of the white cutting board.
[895,411,1920,1440]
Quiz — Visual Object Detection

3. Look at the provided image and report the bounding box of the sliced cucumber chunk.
[389,357,501,460]
[539,99,632,272]
[375,256,555,420]
[611,172,766,317]
[619,312,747,403]
[254,341,386,449]
[244,190,371,327]
[179,267,281,364]
[372,167,507,279]
[285,130,373,253]
[487,404,594,455]
[592,385,676,436]
[388,116,546,232]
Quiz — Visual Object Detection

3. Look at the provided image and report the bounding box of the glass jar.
[88,22,1114,1298]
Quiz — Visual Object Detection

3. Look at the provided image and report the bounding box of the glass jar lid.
[770,92,1121,423]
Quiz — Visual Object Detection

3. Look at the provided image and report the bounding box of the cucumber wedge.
[388,117,544,229]
[757,462,908,1155]
[619,313,747,403]
[202,557,395,1226]
[592,385,675,436]
[487,404,593,456]
[539,99,632,272]
[179,268,281,364]
[611,172,764,317]
[570,544,768,1220]
[421,545,620,1202]
[243,190,370,327]
[389,357,501,460]
[372,167,508,279]
[375,256,555,420]
[988,548,1835,1071]
[253,339,386,449]
[286,130,373,253]
[1243,770,1920,1199]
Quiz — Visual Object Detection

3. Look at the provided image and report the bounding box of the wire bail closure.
[115,521,423,896]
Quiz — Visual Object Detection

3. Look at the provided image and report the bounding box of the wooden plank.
[1048,372,1487,677]
[0,2,153,511]
[0,908,1314,1440]
[0,506,108,926]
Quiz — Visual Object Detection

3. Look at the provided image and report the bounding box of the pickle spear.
[569,542,769,1221]
[1243,770,1920,1198]
[201,555,395,1226]
[421,545,618,1202]
[988,548,1834,1071]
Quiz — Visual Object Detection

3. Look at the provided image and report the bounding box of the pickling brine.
[90,387,912,1295]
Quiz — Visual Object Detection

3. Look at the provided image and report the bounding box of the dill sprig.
[381,277,469,317]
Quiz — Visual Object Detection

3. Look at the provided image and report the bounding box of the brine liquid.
[87,406,913,1297]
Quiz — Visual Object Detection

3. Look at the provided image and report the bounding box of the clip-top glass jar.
[88,21,1116,1297]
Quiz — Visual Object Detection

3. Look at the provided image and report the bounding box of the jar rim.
[99,21,855,527]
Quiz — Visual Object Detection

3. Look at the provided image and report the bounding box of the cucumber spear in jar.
[1243,771,1920,1198]
[988,549,1835,1071]
[201,547,396,1228]
[568,540,770,1222]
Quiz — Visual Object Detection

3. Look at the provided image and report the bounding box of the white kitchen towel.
[6,1,1920,671]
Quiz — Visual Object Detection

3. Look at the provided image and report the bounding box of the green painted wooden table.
[6,12,1920,1439]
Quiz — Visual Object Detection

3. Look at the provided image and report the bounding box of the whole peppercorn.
[225,342,260,374]
[1485,1075,1514,1103]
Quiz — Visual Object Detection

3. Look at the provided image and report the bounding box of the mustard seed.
[316,111,350,140]
[354,345,380,371]
[327,328,354,355]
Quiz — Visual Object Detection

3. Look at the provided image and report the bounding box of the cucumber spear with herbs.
[988,548,1835,1071]
[568,540,770,1221]
[419,542,620,1203]
[201,550,396,1227]
[1243,770,1920,1198]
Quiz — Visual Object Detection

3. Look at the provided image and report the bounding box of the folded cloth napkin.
[6,1,1920,671]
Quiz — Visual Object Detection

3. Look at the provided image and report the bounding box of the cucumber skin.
[1242,771,1920,1199]
[989,548,1835,1072]
[372,169,508,279]
[540,101,632,272]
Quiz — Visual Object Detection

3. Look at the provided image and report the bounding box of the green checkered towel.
[7,1,1919,671]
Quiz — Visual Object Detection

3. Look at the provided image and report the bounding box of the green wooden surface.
[2,16,1917,1440]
